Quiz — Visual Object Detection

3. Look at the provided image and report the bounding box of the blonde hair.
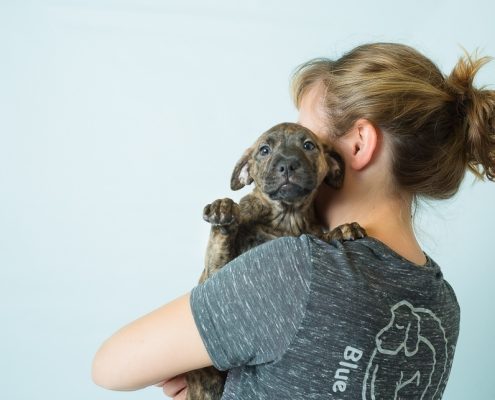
[290,43,495,199]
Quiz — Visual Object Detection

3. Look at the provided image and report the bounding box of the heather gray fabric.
[189,234,460,399]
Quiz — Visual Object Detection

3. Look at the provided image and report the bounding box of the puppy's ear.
[324,150,345,189]
[231,147,254,191]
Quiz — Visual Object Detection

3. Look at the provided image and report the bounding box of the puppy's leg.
[186,199,239,400]
[201,198,241,282]
[200,194,271,282]
[188,195,269,400]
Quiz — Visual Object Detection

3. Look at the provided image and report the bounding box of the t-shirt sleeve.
[189,234,312,371]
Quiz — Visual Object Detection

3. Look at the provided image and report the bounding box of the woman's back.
[190,234,460,399]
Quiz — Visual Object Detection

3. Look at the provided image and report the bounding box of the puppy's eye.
[259,145,271,156]
[303,141,316,151]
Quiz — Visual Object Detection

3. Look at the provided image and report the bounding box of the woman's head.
[291,42,495,200]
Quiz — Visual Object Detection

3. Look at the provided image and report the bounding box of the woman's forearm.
[91,291,213,391]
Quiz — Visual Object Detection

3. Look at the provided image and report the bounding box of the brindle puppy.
[185,122,366,400]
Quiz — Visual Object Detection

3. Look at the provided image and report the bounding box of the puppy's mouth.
[267,181,313,202]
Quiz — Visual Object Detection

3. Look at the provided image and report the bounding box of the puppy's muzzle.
[265,154,316,201]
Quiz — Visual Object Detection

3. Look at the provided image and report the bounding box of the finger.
[162,375,187,397]
[154,378,171,387]
[174,387,188,400]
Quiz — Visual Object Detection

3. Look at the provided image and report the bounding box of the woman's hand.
[155,373,188,399]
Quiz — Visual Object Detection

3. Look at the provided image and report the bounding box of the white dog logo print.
[362,300,449,400]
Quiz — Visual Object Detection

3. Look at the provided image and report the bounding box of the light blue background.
[1,1,494,399]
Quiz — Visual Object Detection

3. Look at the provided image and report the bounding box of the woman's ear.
[230,147,254,190]
[342,118,378,171]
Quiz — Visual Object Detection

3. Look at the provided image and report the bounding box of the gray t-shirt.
[190,234,460,399]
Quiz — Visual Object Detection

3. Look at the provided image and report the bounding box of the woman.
[92,43,494,399]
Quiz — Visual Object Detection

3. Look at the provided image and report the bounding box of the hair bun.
[446,51,495,181]
[447,51,486,95]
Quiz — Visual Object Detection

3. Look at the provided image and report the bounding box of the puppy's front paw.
[203,198,240,233]
[324,222,367,242]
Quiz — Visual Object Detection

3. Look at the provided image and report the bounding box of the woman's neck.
[316,183,427,266]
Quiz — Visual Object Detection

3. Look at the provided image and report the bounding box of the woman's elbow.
[91,344,136,391]
[92,345,116,390]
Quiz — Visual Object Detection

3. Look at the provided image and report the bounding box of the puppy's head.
[230,122,344,204]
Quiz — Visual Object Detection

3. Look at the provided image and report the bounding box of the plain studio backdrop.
[1,1,494,399]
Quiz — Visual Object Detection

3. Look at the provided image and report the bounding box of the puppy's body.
[186,123,365,400]
[201,188,322,282]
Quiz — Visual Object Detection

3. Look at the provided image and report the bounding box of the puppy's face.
[231,122,344,204]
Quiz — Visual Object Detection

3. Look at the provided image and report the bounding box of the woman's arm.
[92,234,312,392]
[91,291,213,391]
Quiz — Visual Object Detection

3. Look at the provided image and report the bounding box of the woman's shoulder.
[212,234,314,290]
[300,234,447,283]
[244,234,314,265]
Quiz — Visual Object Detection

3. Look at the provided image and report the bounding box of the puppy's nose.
[276,158,301,175]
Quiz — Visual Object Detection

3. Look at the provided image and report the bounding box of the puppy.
[185,122,366,400]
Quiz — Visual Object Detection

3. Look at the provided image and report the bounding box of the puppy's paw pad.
[203,198,240,226]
